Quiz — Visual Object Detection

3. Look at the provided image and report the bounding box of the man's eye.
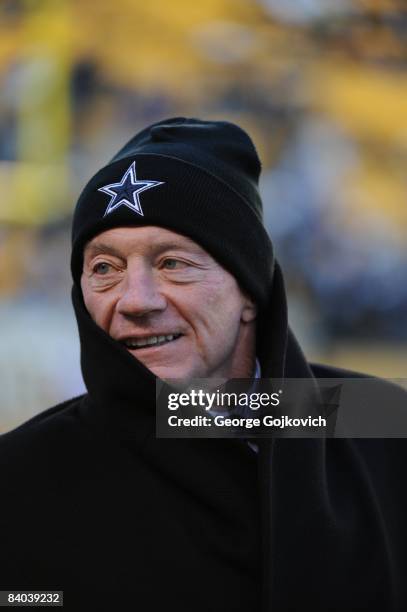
[162,259,186,270]
[93,262,112,275]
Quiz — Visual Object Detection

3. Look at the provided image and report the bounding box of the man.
[80,225,258,382]
[1,118,406,611]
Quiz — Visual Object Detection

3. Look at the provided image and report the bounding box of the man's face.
[81,226,257,382]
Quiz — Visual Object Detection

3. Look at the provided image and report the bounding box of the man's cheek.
[204,286,229,310]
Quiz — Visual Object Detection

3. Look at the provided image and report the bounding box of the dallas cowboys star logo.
[98,161,164,217]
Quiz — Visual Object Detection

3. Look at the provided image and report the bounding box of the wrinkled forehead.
[82,225,213,262]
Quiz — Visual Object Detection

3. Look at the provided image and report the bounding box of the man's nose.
[116,265,167,318]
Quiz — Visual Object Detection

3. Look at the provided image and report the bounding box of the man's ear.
[241,294,257,323]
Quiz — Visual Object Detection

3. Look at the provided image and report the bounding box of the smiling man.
[80,225,257,381]
[1,117,407,612]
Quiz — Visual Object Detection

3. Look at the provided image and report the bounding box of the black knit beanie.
[71,117,274,307]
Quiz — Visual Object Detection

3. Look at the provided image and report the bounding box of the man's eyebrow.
[84,243,124,259]
[153,241,205,256]
[84,239,207,259]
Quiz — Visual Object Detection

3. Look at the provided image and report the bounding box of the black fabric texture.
[71,117,274,307]
[1,261,407,611]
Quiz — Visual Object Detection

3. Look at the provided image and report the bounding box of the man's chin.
[125,349,195,385]
[150,366,194,386]
[155,370,228,394]
[124,345,226,389]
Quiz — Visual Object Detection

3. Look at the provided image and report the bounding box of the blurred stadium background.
[1,0,406,431]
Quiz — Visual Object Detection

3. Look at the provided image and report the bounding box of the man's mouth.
[122,333,183,350]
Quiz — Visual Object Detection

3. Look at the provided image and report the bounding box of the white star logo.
[98,161,164,217]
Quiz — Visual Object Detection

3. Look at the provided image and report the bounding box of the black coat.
[1,265,406,611]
